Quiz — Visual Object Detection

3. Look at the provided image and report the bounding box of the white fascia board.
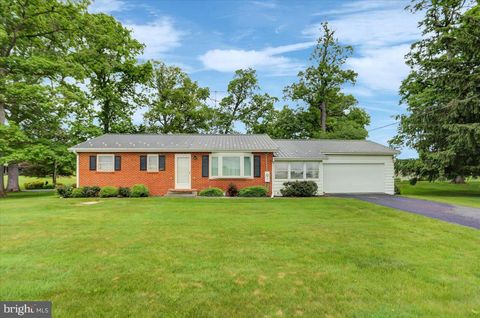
[70,148,278,153]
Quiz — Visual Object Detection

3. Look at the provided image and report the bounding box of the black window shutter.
[89,156,96,171]
[159,155,165,171]
[140,155,147,171]
[114,156,121,171]
[254,155,261,178]
[202,155,209,177]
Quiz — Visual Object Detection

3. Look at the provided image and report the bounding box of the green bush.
[409,177,418,186]
[43,183,55,189]
[238,186,268,197]
[226,183,238,197]
[280,181,318,197]
[199,187,224,197]
[57,185,74,198]
[71,187,86,198]
[131,184,149,197]
[118,187,131,197]
[394,183,401,195]
[84,186,101,197]
[99,186,119,198]
[24,181,45,189]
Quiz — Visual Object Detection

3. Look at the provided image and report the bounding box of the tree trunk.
[321,101,326,132]
[7,163,20,192]
[0,165,5,197]
[53,160,57,186]
[452,176,465,184]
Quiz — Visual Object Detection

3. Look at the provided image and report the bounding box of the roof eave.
[70,147,279,153]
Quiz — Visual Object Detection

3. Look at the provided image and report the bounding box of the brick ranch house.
[70,134,398,196]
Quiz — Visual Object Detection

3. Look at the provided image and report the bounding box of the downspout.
[75,152,79,187]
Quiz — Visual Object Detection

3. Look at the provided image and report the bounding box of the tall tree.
[284,22,369,139]
[76,13,151,134]
[214,68,276,134]
[0,0,88,195]
[391,0,480,182]
[143,61,211,133]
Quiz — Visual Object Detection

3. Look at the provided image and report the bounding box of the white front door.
[175,154,191,189]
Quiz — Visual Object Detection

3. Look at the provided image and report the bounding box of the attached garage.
[323,163,385,193]
[273,140,398,195]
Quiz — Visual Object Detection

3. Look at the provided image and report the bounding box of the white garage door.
[324,163,385,193]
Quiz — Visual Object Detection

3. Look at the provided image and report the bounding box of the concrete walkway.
[335,194,480,230]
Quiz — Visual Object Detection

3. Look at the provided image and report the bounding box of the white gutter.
[69,148,279,153]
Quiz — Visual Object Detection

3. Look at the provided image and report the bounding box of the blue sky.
[89,0,421,158]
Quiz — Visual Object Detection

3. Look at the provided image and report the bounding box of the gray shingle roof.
[71,134,279,152]
[274,139,398,159]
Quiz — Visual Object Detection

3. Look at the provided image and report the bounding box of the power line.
[367,103,455,132]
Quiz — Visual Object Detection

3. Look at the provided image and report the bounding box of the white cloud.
[347,44,411,92]
[125,18,184,59]
[198,41,314,76]
[88,0,127,13]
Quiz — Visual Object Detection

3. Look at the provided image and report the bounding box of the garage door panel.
[324,163,385,193]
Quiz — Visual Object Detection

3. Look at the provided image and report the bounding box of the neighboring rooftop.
[70,134,279,152]
[274,139,398,159]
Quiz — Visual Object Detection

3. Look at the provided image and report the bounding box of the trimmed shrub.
[409,177,418,186]
[131,184,149,197]
[238,186,268,197]
[226,183,238,197]
[24,181,45,190]
[43,183,55,189]
[118,187,131,198]
[280,181,318,197]
[199,187,224,197]
[84,186,101,197]
[71,187,86,198]
[57,185,74,198]
[99,186,119,198]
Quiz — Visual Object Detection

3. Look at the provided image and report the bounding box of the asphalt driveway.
[335,194,480,229]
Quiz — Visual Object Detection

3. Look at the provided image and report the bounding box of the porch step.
[166,189,198,197]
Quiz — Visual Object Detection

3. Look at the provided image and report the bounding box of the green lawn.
[2,175,76,189]
[1,193,479,317]
[399,180,480,208]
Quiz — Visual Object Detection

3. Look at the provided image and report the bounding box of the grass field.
[2,175,76,189]
[399,180,480,208]
[1,192,479,317]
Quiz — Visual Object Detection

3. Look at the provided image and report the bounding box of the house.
[70,134,398,196]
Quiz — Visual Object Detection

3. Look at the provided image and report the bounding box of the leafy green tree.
[143,61,211,133]
[76,13,152,134]
[391,0,480,182]
[214,68,277,134]
[0,0,88,195]
[284,22,369,139]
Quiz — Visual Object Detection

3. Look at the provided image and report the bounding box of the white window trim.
[209,153,254,179]
[97,154,115,172]
[274,161,320,181]
[147,154,159,172]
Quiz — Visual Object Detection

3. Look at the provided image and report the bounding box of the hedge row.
[24,181,60,190]
[198,184,268,197]
[57,184,149,198]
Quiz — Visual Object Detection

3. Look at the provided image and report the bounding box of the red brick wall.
[78,152,273,196]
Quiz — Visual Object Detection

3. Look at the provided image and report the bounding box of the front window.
[275,161,321,180]
[147,154,158,172]
[306,162,319,179]
[290,162,304,179]
[210,153,253,178]
[274,162,288,179]
[97,155,114,172]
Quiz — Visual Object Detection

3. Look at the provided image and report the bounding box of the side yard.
[1,192,479,317]
[398,180,480,208]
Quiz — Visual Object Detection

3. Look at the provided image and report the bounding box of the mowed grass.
[399,180,480,208]
[1,193,479,317]
[2,175,76,189]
